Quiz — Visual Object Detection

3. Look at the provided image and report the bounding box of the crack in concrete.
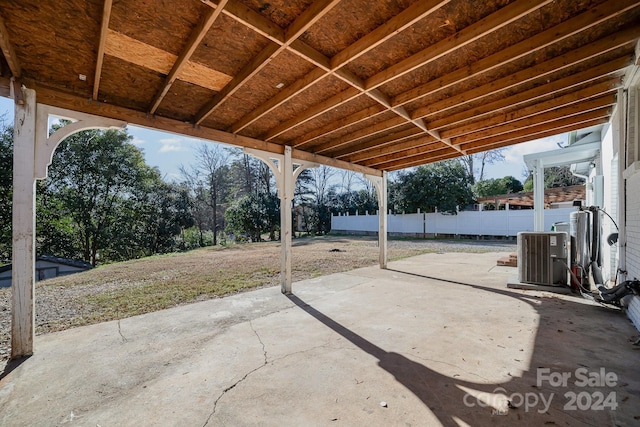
[117,319,128,343]
[202,321,268,427]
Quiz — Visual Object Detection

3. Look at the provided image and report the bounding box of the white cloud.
[131,137,145,146]
[159,138,186,153]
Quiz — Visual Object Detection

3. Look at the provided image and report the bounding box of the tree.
[389,160,474,214]
[180,144,231,246]
[458,149,505,184]
[224,192,279,242]
[473,176,523,198]
[0,122,13,260]
[522,166,584,191]
[43,126,161,265]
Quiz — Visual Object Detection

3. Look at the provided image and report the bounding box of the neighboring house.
[0,255,93,288]
[476,185,586,210]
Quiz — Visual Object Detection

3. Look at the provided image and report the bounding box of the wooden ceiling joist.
[344,135,442,163]
[335,128,426,160]
[451,95,616,146]
[426,55,631,131]
[249,0,552,157]
[313,116,408,154]
[412,27,640,121]
[363,144,452,167]
[148,0,228,114]
[391,0,640,107]
[273,0,638,156]
[376,149,461,171]
[364,0,554,90]
[1,0,638,173]
[92,0,112,100]
[230,0,450,140]
[292,104,387,148]
[440,79,619,140]
[459,108,612,151]
[0,13,21,78]
[197,0,341,127]
[464,119,610,155]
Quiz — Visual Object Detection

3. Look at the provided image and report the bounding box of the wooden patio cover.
[1,0,639,174]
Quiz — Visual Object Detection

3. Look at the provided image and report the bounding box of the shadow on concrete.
[289,269,639,426]
[0,356,29,381]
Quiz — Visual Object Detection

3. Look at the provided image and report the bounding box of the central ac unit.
[517,232,568,286]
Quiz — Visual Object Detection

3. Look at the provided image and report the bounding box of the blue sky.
[1,96,564,183]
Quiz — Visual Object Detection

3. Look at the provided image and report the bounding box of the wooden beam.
[211,0,285,44]
[229,67,329,133]
[364,144,451,167]
[451,95,616,145]
[292,104,387,148]
[412,27,640,120]
[0,76,10,97]
[285,0,342,41]
[30,85,380,176]
[293,149,382,176]
[459,108,611,151]
[314,116,407,154]
[282,0,636,150]
[149,0,228,114]
[364,0,553,90]
[92,0,113,100]
[263,87,361,141]
[343,134,439,163]
[359,137,445,166]
[289,39,332,70]
[371,108,612,171]
[0,13,21,77]
[214,0,341,132]
[374,148,459,171]
[440,79,619,139]
[104,30,232,92]
[427,55,630,131]
[335,127,424,160]
[391,0,640,107]
[330,0,450,68]
[464,119,609,155]
[386,152,462,171]
[194,42,280,125]
[228,0,451,143]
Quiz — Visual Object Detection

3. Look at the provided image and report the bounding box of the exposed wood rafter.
[0,13,21,78]
[148,0,228,114]
[92,0,113,100]
[195,0,342,126]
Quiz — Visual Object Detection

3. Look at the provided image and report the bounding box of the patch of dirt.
[0,236,515,361]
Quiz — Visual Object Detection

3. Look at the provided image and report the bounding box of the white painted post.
[533,158,545,231]
[379,171,388,268]
[280,146,293,294]
[363,172,387,268]
[11,87,37,358]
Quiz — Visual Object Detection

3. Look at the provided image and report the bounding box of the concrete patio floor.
[1,252,639,426]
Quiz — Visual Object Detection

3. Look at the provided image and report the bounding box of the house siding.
[626,170,640,330]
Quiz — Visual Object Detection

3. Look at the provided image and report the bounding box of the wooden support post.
[244,146,316,294]
[11,86,37,358]
[10,96,127,359]
[280,146,293,293]
[365,171,388,269]
[533,158,545,231]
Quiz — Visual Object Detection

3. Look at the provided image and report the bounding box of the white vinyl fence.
[331,207,575,237]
